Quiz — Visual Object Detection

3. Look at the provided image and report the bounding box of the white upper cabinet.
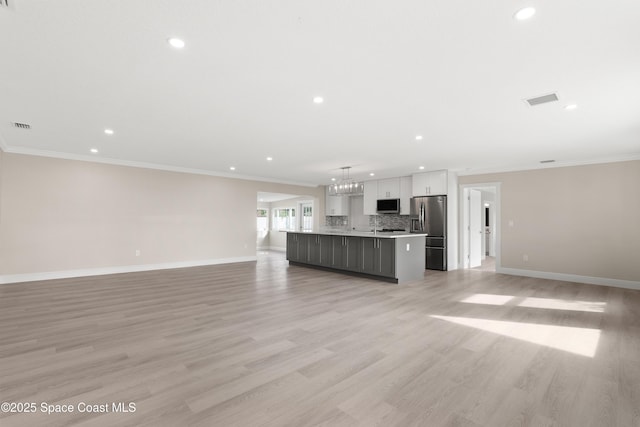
[325,186,349,216]
[412,170,448,196]
[377,178,401,199]
[363,177,412,215]
[363,181,378,215]
[400,176,412,215]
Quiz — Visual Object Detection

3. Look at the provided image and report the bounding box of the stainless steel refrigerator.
[410,195,447,271]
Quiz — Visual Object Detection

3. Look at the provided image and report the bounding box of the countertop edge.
[287,231,427,239]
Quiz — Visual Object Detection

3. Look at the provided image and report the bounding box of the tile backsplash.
[325,216,348,227]
[325,214,410,231]
[369,215,410,230]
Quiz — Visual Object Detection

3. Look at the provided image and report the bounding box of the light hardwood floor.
[1,252,639,427]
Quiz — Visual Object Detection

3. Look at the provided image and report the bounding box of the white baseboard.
[498,267,640,291]
[0,256,258,285]
[256,246,285,252]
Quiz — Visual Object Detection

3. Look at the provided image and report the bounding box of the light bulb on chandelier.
[329,166,364,196]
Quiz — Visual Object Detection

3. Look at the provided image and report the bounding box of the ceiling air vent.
[526,93,559,107]
[12,122,31,130]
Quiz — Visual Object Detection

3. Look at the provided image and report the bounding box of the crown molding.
[4,141,639,185]
[2,145,320,188]
[455,153,640,176]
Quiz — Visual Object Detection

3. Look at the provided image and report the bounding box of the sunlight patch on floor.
[518,297,605,313]
[431,315,601,357]
[460,293,606,313]
[460,294,514,305]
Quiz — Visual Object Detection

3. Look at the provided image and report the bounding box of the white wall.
[459,161,640,286]
[0,148,3,228]
[0,153,323,283]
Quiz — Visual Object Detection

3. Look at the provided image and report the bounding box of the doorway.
[256,192,315,252]
[460,183,500,271]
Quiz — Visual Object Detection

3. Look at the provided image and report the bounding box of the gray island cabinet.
[286,231,426,284]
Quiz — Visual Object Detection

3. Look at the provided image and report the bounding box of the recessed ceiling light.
[369,173,375,176]
[419,166,425,170]
[167,38,185,49]
[565,104,577,110]
[104,129,114,135]
[90,148,99,154]
[313,96,324,104]
[331,178,336,181]
[266,157,273,161]
[514,7,536,20]
[229,166,236,171]
[415,135,423,141]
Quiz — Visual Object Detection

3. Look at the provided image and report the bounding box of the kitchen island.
[286,231,426,284]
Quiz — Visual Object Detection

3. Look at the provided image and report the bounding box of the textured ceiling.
[1,0,639,186]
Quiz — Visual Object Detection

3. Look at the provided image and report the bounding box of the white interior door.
[469,189,482,268]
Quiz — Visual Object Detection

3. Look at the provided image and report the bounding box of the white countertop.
[290,230,427,239]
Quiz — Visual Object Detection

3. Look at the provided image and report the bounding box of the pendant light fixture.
[329,166,364,196]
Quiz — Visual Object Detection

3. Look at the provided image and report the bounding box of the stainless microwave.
[376,199,400,214]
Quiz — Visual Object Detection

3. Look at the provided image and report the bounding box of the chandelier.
[329,166,364,196]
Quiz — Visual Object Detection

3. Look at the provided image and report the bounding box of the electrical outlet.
[406,243,410,251]
[523,254,528,262]
[509,220,514,227]
[135,249,141,257]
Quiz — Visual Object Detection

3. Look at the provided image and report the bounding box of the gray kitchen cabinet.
[308,234,333,266]
[287,232,311,263]
[331,235,359,271]
[287,232,424,284]
[344,236,360,271]
[331,236,343,268]
[319,235,333,266]
[361,237,396,278]
[297,233,309,263]
[286,232,300,261]
[360,237,376,274]
[378,238,396,277]
[307,234,321,265]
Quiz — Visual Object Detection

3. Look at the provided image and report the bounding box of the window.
[257,209,268,231]
[273,208,296,231]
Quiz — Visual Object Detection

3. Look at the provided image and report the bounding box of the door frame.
[467,188,483,268]
[458,182,501,270]
[297,200,314,231]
